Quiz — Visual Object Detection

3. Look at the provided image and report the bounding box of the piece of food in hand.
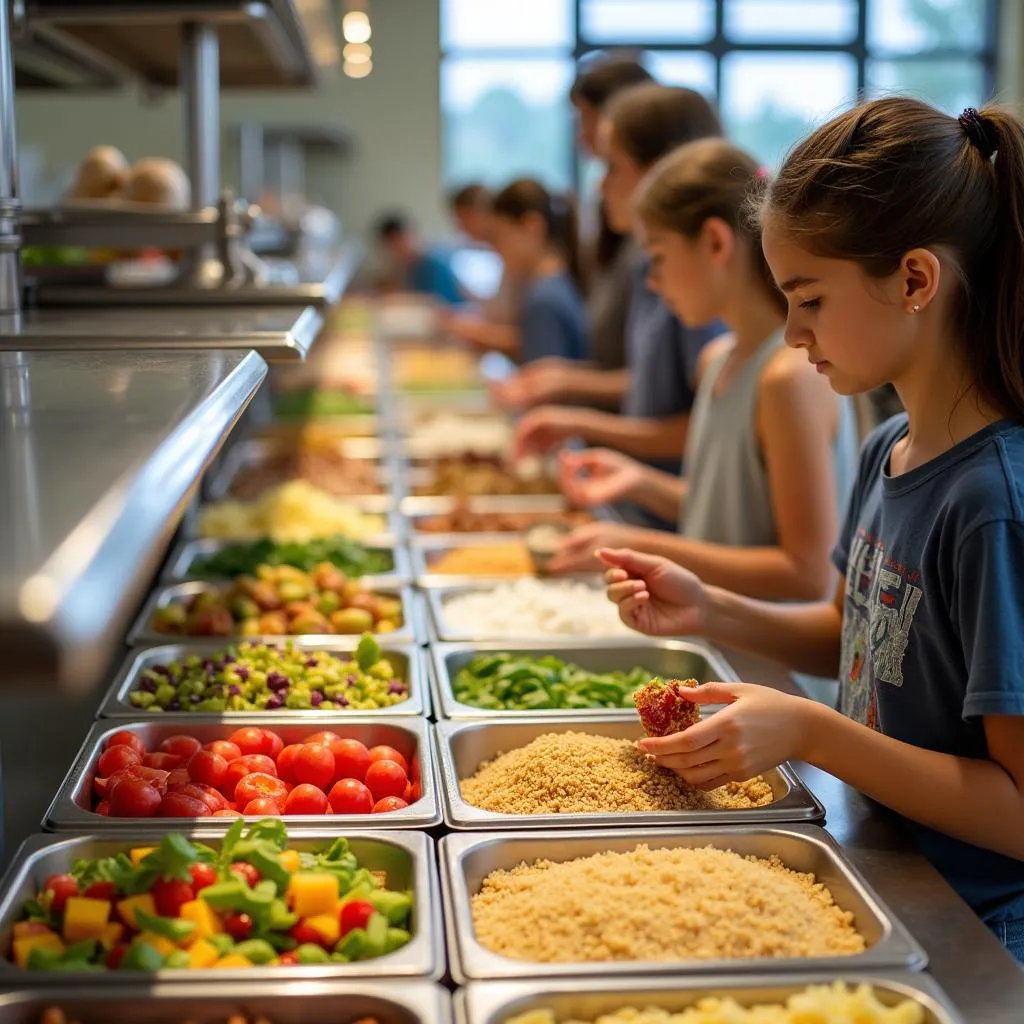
[633,677,701,737]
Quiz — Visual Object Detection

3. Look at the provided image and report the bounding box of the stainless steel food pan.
[0,981,452,1024]
[440,826,926,982]
[430,641,738,718]
[127,579,417,646]
[0,829,441,982]
[411,537,539,588]
[46,718,440,832]
[97,641,430,720]
[457,974,961,1024]
[434,718,823,829]
[161,536,411,585]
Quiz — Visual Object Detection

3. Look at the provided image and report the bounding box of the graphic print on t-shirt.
[840,526,923,729]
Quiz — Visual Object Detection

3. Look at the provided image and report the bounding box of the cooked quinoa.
[471,844,866,962]
[459,732,774,814]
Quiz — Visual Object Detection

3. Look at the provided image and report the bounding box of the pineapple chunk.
[130,847,157,867]
[98,922,124,950]
[213,953,253,968]
[62,897,112,943]
[305,912,340,946]
[187,937,220,968]
[13,931,64,968]
[179,898,223,939]
[116,893,157,930]
[287,872,339,918]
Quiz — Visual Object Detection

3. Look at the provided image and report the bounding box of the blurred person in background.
[374,211,466,305]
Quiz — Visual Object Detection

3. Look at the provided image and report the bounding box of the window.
[441,0,998,188]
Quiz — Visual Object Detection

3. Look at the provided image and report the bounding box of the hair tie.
[755,165,772,183]
[958,107,998,160]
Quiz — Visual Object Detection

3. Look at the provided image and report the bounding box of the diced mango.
[287,872,339,919]
[305,912,340,946]
[13,932,64,968]
[279,849,301,874]
[116,893,157,930]
[13,921,53,939]
[62,896,112,943]
[213,953,253,968]
[187,937,220,968]
[99,922,124,950]
[136,931,177,958]
[130,847,156,868]
[179,898,223,940]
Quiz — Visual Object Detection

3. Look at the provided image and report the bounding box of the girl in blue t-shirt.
[480,179,587,365]
[601,97,1024,963]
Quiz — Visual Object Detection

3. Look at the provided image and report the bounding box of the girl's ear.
[700,216,736,266]
[900,248,942,312]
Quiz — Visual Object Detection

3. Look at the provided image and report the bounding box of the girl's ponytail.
[552,191,584,293]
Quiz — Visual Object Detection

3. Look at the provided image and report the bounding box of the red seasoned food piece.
[633,677,701,737]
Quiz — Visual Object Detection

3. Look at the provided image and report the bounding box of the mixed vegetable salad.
[189,537,394,581]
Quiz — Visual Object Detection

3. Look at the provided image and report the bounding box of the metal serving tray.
[0,981,453,1024]
[401,495,579,526]
[440,826,927,982]
[46,718,441,832]
[430,641,738,718]
[205,437,399,502]
[127,579,418,646]
[457,974,963,1024]
[0,831,441,983]
[434,718,824,829]
[97,641,430,720]
[161,536,412,585]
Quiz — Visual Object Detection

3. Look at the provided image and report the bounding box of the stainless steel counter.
[0,348,267,689]
[0,305,323,361]
[720,644,1024,1022]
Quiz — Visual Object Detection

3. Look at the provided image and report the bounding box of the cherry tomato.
[339,899,376,936]
[106,944,128,970]
[97,745,142,777]
[204,739,242,762]
[158,735,202,760]
[213,808,242,817]
[372,796,409,813]
[143,752,185,771]
[95,800,111,816]
[166,768,192,790]
[289,920,325,947]
[230,862,261,888]
[328,778,373,815]
[223,911,253,940]
[229,727,268,757]
[367,745,409,776]
[82,881,117,901]
[152,877,195,918]
[105,731,146,757]
[260,729,284,760]
[278,951,300,965]
[364,760,408,802]
[187,750,228,789]
[330,739,370,783]
[293,744,335,790]
[223,754,277,799]
[234,773,289,808]
[242,797,283,815]
[173,783,226,813]
[157,792,211,817]
[189,862,217,892]
[108,777,161,818]
[283,783,329,816]
[42,874,78,913]
[96,766,168,799]
[305,730,342,748]
[276,743,303,783]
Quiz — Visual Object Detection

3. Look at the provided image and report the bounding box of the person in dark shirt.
[374,212,465,305]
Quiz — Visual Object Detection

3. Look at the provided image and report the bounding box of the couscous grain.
[471,844,865,962]
[459,732,773,814]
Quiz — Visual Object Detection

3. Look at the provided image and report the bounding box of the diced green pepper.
[233,938,276,964]
[364,912,389,958]
[367,888,412,926]
[295,942,332,964]
[134,909,196,944]
[335,927,366,960]
[385,927,412,954]
[120,940,166,972]
[164,950,191,970]
[208,933,235,957]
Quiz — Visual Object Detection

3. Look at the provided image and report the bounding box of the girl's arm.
[640,683,1024,863]
[494,363,630,412]
[627,352,842,600]
[629,467,687,521]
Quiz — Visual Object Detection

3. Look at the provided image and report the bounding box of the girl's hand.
[636,682,817,789]
[490,362,568,412]
[513,406,585,457]
[546,522,645,574]
[599,547,709,636]
[559,448,644,508]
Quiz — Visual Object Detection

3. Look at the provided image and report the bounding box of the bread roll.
[68,145,128,200]
[122,157,191,209]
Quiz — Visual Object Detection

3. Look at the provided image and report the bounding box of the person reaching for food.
[546,139,857,606]
[602,97,1024,963]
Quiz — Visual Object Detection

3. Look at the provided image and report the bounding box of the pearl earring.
[912,304,921,314]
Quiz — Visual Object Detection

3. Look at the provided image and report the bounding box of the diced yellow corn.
[287,872,339,919]
[130,847,156,868]
[179,898,223,940]
[213,953,253,968]
[13,932,64,968]
[116,893,157,930]
[305,912,340,946]
[62,897,112,943]
[186,937,220,968]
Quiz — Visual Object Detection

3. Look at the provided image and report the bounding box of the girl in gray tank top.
[550,139,858,605]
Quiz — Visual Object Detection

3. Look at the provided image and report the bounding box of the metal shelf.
[0,347,267,690]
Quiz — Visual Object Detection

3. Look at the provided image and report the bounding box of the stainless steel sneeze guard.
[0,830,443,982]
[0,980,452,1024]
[440,826,927,982]
[46,717,441,832]
[126,578,419,646]
[457,974,964,1024]
[97,640,430,719]
[429,640,739,718]
[434,718,824,830]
